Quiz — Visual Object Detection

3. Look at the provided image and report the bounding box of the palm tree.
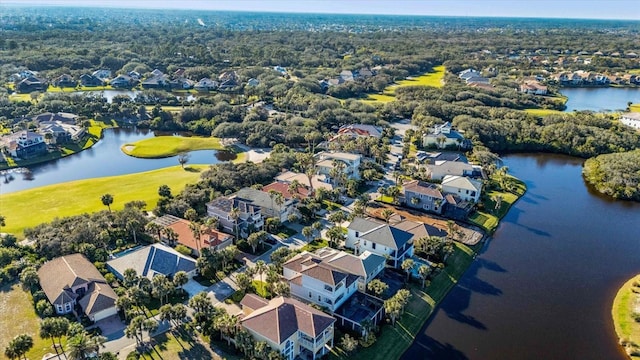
[302,226,314,242]
[254,260,267,284]
[67,331,91,360]
[4,342,20,360]
[100,193,114,212]
[287,179,302,199]
[229,206,241,241]
[145,222,163,242]
[446,220,459,241]
[401,259,415,282]
[188,221,202,254]
[90,334,107,358]
[173,271,188,293]
[418,265,431,288]
[162,227,178,246]
[126,219,140,243]
[40,318,58,351]
[381,209,395,223]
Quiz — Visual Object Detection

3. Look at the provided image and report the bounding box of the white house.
[441,175,483,203]
[313,247,386,292]
[283,253,359,312]
[315,151,362,181]
[620,112,640,129]
[425,160,482,181]
[235,187,296,223]
[346,217,415,268]
[422,122,468,149]
[240,295,335,360]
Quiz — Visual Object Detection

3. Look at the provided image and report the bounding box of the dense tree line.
[583,149,640,201]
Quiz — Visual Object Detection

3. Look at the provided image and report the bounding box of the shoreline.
[612,274,640,359]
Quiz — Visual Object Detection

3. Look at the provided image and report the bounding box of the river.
[403,154,640,360]
[561,87,640,112]
[0,128,222,194]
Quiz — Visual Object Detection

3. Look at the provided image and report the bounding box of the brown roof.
[240,293,270,312]
[38,254,108,306]
[394,219,447,239]
[241,296,335,344]
[78,281,118,316]
[403,180,444,199]
[301,263,347,286]
[154,215,233,250]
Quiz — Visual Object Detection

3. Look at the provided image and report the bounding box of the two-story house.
[235,187,296,223]
[38,254,118,322]
[402,179,445,214]
[283,254,359,312]
[151,214,233,257]
[313,247,386,292]
[206,196,263,238]
[346,217,415,268]
[7,131,47,158]
[240,294,335,360]
[425,160,483,181]
[315,151,362,181]
[422,122,470,150]
[441,175,483,203]
[621,112,640,129]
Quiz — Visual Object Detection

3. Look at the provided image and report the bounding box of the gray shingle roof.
[347,217,384,233]
[360,225,414,250]
[107,244,196,280]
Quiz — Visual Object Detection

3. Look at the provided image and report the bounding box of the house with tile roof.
[441,175,483,203]
[151,214,233,256]
[240,295,335,360]
[402,179,445,214]
[38,254,118,322]
[335,124,383,139]
[262,181,310,200]
[346,217,415,268]
[106,243,197,280]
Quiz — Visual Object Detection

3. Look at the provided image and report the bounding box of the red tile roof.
[262,181,309,200]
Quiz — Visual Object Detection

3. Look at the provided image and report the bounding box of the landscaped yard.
[0,283,67,360]
[300,239,329,252]
[143,330,241,360]
[330,241,475,360]
[1,165,207,236]
[469,175,527,233]
[612,274,640,358]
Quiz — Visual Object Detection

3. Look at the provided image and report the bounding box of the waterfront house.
[346,217,415,268]
[107,243,197,280]
[6,131,47,158]
[53,74,77,88]
[424,160,482,181]
[520,80,548,95]
[422,122,469,150]
[92,69,112,80]
[110,74,135,88]
[240,294,335,360]
[441,175,483,203]
[38,254,118,322]
[80,74,105,87]
[16,76,48,93]
[402,179,445,214]
[194,78,218,91]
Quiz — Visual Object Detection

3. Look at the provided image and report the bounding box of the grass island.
[613,274,640,358]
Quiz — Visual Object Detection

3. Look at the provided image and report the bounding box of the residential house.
[38,254,118,322]
[273,66,288,76]
[235,187,297,223]
[53,74,76,88]
[6,131,47,158]
[32,112,78,124]
[9,69,38,82]
[39,121,85,144]
[141,75,170,89]
[194,78,218,92]
[441,175,483,203]
[402,180,445,214]
[620,112,640,129]
[274,171,334,192]
[283,254,359,312]
[334,124,383,139]
[346,217,415,268]
[169,78,195,90]
[92,69,112,80]
[218,70,239,90]
[80,74,105,87]
[110,75,135,88]
[151,69,164,77]
[246,78,260,87]
[358,67,375,78]
[424,160,482,181]
[313,247,386,292]
[16,76,48,93]
[262,181,311,201]
[339,70,354,82]
[315,151,362,181]
[128,71,142,81]
[240,295,335,360]
[422,122,469,150]
[206,195,263,238]
[520,80,548,95]
[393,219,448,240]
[151,214,233,256]
[107,243,197,280]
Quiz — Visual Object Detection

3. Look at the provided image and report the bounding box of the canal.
[404,154,640,360]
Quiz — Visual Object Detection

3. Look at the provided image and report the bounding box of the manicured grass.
[121,136,225,158]
[330,242,475,360]
[362,65,446,102]
[468,175,527,233]
[252,280,271,298]
[0,283,67,360]
[628,69,640,75]
[612,275,640,358]
[146,330,238,360]
[630,104,640,112]
[300,239,329,252]
[8,92,35,103]
[1,165,207,236]
[524,108,566,117]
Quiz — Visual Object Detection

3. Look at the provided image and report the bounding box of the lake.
[70,90,197,103]
[0,128,222,194]
[561,87,640,112]
[403,154,640,360]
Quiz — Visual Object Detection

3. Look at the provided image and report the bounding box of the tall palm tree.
[100,193,114,212]
[126,219,140,243]
[67,332,91,360]
[229,206,241,241]
[145,222,163,242]
[381,209,395,224]
[188,221,202,254]
[162,227,178,246]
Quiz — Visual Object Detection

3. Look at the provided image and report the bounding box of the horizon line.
[2,2,639,21]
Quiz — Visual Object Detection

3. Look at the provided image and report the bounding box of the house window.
[372,243,376,250]
[65,303,71,312]
[309,291,312,298]
[56,304,63,313]
[318,295,321,302]
[355,231,359,237]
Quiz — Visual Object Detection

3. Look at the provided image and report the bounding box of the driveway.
[183,279,207,298]
[205,279,237,305]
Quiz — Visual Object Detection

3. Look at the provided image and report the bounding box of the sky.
[6,0,640,20]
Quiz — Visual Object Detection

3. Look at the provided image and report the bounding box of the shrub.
[174,244,192,256]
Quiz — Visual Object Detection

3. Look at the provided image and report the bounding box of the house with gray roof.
[346,217,415,268]
[422,122,471,150]
[38,254,118,322]
[240,295,335,360]
[441,175,483,203]
[235,187,296,223]
[402,179,445,214]
[106,243,197,280]
[206,195,263,238]
[424,160,482,181]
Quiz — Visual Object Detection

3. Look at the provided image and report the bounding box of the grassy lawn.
[630,104,640,112]
[252,280,271,298]
[0,283,67,360]
[612,274,640,358]
[524,108,566,117]
[1,165,207,236]
[8,92,35,103]
[122,136,225,158]
[300,239,329,252]
[362,65,446,103]
[468,175,527,233]
[144,330,240,360]
[330,242,475,360]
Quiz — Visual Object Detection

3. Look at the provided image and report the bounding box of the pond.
[70,90,197,103]
[404,154,640,360]
[560,87,640,112]
[0,128,223,194]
